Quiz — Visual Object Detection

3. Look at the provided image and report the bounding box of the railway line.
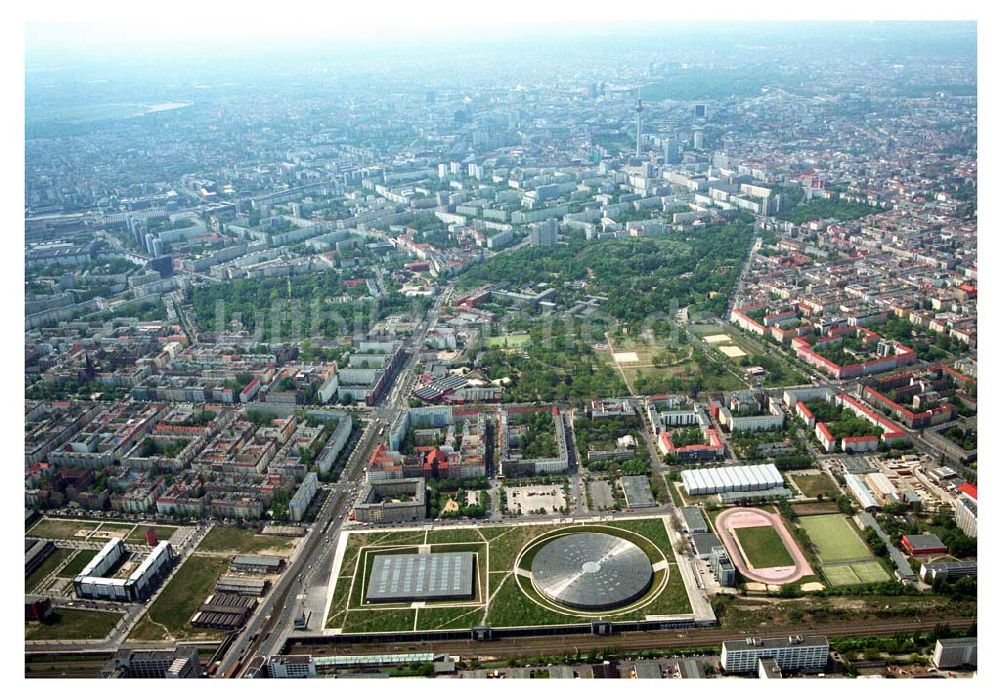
[284,615,975,660]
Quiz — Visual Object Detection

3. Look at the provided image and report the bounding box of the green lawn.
[688,324,724,336]
[197,526,295,555]
[25,608,123,641]
[486,333,531,349]
[799,514,872,563]
[821,564,862,586]
[485,574,576,628]
[341,608,416,633]
[624,362,747,395]
[641,564,692,616]
[324,576,353,629]
[365,530,427,546]
[27,518,101,541]
[26,547,74,592]
[94,522,135,534]
[733,525,795,569]
[791,473,841,499]
[126,525,178,543]
[851,560,892,584]
[415,605,487,630]
[57,549,99,578]
[127,554,229,642]
[425,528,483,544]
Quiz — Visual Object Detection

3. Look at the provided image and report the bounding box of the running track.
[715,507,812,585]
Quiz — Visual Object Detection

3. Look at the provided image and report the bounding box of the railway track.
[284,615,975,660]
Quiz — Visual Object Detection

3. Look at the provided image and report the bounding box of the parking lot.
[506,484,566,515]
[587,479,615,510]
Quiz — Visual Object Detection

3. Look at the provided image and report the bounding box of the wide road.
[219,284,453,677]
[218,412,382,676]
[283,615,975,660]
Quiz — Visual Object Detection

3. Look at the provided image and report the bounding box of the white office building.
[75,538,175,602]
[722,636,829,674]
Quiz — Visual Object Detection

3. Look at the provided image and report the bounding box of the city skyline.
[17,12,984,683]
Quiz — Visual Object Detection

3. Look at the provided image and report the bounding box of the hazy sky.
[24,1,977,66]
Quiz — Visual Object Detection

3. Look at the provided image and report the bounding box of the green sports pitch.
[733,525,795,569]
[322,517,693,634]
[797,514,890,587]
[798,514,871,563]
[821,560,891,586]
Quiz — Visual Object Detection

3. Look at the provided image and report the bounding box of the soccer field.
[799,514,871,563]
[733,525,795,569]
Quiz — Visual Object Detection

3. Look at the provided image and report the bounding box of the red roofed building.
[956,482,977,500]
[796,401,816,428]
[815,422,836,452]
[729,303,768,336]
[901,533,948,557]
[834,392,908,445]
[842,435,879,453]
[366,444,404,481]
[423,448,450,479]
[657,428,724,462]
[792,327,917,380]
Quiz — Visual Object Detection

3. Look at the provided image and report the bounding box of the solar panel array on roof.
[366,552,475,602]
[682,464,783,495]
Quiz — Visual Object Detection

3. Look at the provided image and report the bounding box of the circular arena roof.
[530,532,653,611]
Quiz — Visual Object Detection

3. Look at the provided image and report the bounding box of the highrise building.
[693,128,705,150]
[529,219,558,247]
[663,138,681,165]
[634,95,644,158]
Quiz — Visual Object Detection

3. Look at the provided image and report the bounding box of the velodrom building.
[529,532,653,611]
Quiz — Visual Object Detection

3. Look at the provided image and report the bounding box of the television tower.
[634,90,644,158]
